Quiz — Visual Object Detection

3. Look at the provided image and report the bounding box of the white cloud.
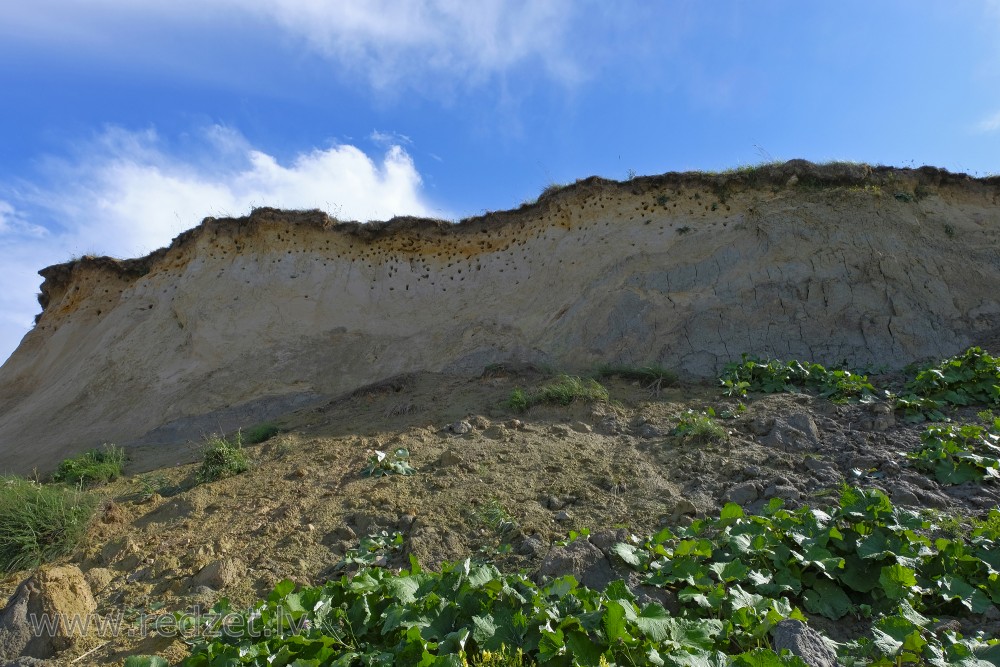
[0,125,438,365]
[0,200,47,238]
[0,0,583,92]
[975,110,1000,134]
[244,0,581,88]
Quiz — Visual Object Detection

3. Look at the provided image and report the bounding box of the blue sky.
[1,1,999,364]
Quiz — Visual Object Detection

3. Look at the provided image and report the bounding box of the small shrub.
[51,444,126,487]
[0,477,97,572]
[595,364,677,390]
[195,434,250,484]
[242,422,282,444]
[671,409,728,443]
[506,388,529,412]
[507,375,609,412]
[362,448,415,477]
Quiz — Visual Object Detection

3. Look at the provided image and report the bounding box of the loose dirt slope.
[1,161,999,474]
[2,369,998,665]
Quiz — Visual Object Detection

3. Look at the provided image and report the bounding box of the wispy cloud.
[975,110,1000,134]
[0,0,583,93]
[0,125,437,364]
[245,0,581,89]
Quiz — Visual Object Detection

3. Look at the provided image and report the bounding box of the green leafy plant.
[671,409,728,443]
[124,657,169,667]
[719,355,877,402]
[51,444,126,487]
[179,554,806,667]
[334,531,404,572]
[0,477,96,573]
[896,347,1000,422]
[242,422,282,444]
[362,448,415,477]
[195,433,250,484]
[894,394,948,424]
[173,486,1000,667]
[506,375,609,412]
[616,485,1000,623]
[908,422,1000,484]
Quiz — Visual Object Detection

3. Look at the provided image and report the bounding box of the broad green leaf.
[880,564,918,601]
[604,579,635,604]
[706,559,746,583]
[633,604,675,642]
[565,629,604,666]
[611,542,645,568]
[471,615,497,645]
[802,579,853,619]
[124,658,169,667]
[603,600,630,644]
[269,579,297,602]
[538,627,566,662]
[733,648,809,667]
[721,503,745,520]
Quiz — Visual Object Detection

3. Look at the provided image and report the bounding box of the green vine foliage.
[897,347,1000,422]
[719,356,877,402]
[909,423,1000,484]
[176,488,1000,667]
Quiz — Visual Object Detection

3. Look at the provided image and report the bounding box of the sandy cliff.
[1,160,998,473]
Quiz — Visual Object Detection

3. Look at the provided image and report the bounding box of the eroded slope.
[1,161,999,472]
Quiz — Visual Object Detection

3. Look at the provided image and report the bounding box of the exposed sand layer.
[1,160,998,473]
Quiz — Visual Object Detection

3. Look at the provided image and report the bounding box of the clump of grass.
[135,474,170,501]
[0,477,97,573]
[475,498,519,539]
[242,422,282,444]
[507,388,529,412]
[51,444,125,487]
[195,433,250,484]
[671,409,729,444]
[506,375,609,412]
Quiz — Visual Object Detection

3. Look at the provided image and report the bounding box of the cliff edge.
[1,160,999,473]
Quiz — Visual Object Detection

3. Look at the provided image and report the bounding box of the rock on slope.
[1,160,999,473]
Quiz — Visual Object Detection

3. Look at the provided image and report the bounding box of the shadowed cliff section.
[2,160,999,474]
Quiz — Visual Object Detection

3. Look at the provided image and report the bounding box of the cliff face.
[1,161,999,473]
